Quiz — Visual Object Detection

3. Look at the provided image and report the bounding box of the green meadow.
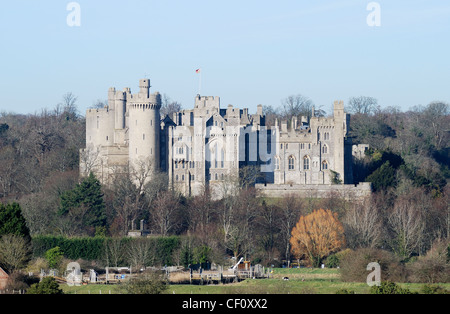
[62,268,450,294]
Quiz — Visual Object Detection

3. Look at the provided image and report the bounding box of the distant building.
[81,78,371,200]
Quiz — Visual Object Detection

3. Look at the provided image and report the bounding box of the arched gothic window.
[303,155,310,170]
[288,156,295,170]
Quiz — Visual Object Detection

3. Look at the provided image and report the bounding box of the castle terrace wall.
[255,182,372,201]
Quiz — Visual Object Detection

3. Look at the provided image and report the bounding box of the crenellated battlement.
[129,103,161,110]
[195,95,220,109]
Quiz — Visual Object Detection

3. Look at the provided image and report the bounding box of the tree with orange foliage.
[290,209,346,267]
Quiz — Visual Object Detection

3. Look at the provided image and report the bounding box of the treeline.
[0,94,449,270]
[0,93,84,200]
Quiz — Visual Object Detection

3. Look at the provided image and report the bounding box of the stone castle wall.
[255,182,372,201]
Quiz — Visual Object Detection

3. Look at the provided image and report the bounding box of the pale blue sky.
[1,0,449,115]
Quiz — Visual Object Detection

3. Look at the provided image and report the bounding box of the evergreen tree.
[366,161,397,192]
[59,173,106,232]
[0,202,30,238]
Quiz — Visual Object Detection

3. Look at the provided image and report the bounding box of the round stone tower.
[128,79,162,172]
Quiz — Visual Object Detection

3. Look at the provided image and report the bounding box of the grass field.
[61,268,450,295]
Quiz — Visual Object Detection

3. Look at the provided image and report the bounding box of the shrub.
[339,248,407,283]
[45,247,64,269]
[27,277,64,294]
[5,271,39,291]
[324,249,352,268]
[420,285,449,294]
[121,271,168,294]
[335,288,355,294]
[325,254,340,268]
[370,281,414,294]
[408,240,450,283]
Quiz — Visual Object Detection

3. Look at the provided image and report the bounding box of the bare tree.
[150,190,182,236]
[79,146,101,177]
[257,200,281,262]
[221,188,261,260]
[104,237,126,268]
[187,186,217,245]
[0,235,31,272]
[127,238,152,269]
[278,195,303,263]
[91,99,108,109]
[262,105,280,127]
[388,194,426,259]
[60,92,79,119]
[422,101,449,150]
[281,94,314,120]
[347,96,378,115]
[343,196,383,249]
[161,94,182,118]
[107,167,145,236]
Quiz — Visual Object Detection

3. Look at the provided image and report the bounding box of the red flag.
[195,69,201,74]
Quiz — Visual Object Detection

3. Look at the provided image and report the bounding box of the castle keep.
[81,79,371,199]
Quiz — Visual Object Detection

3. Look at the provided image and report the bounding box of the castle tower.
[332,100,349,184]
[128,79,162,172]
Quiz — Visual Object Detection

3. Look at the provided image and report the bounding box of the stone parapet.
[255,182,372,201]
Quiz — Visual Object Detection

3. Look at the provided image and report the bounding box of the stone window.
[303,155,310,170]
[288,156,295,170]
[322,160,328,170]
[274,156,280,170]
[322,144,328,154]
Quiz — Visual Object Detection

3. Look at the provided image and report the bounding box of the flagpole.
[198,69,202,95]
[195,68,202,95]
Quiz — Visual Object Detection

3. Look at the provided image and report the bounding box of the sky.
[0,0,449,116]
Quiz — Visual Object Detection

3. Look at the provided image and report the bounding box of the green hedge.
[32,235,181,266]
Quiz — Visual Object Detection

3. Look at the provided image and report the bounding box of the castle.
[80,79,371,200]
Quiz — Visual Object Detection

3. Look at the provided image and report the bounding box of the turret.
[139,78,151,98]
[332,100,349,184]
[129,79,162,172]
[115,90,126,130]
